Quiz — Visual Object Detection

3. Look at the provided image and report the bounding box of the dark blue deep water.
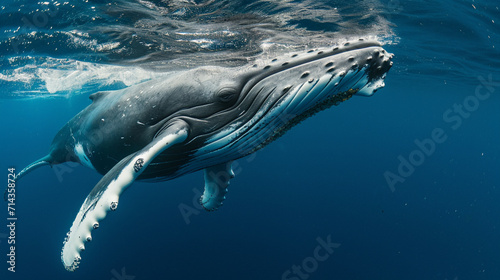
[1,1,499,279]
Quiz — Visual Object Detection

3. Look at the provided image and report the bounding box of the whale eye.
[216,88,238,103]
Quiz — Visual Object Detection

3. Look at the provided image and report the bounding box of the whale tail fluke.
[4,155,52,201]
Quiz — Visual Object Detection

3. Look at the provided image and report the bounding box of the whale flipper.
[15,155,53,181]
[60,120,189,271]
[3,155,52,201]
[200,161,234,211]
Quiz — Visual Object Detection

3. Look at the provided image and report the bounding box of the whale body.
[15,39,393,271]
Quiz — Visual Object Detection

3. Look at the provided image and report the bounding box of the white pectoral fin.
[61,120,189,271]
[200,161,234,211]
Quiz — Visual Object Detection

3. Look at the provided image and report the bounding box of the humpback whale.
[14,39,393,271]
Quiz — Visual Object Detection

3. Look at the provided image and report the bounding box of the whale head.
[168,39,394,165]
[126,39,395,179]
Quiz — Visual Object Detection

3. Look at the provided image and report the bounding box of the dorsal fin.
[89,91,110,102]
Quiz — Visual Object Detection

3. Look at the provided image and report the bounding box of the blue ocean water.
[0,1,499,279]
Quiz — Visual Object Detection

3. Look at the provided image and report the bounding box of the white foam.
[38,61,165,93]
[0,57,169,96]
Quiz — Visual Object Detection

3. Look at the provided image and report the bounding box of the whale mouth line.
[185,40,393,166]
[251,87,359,154]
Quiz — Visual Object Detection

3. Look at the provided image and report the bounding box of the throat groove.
[250,88,358,153]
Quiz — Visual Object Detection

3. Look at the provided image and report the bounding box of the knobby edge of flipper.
[3,155,52,201]
[61,119,189,271]
[200,161,234,211]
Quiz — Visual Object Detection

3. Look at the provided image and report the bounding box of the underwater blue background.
[1,1,499,279]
